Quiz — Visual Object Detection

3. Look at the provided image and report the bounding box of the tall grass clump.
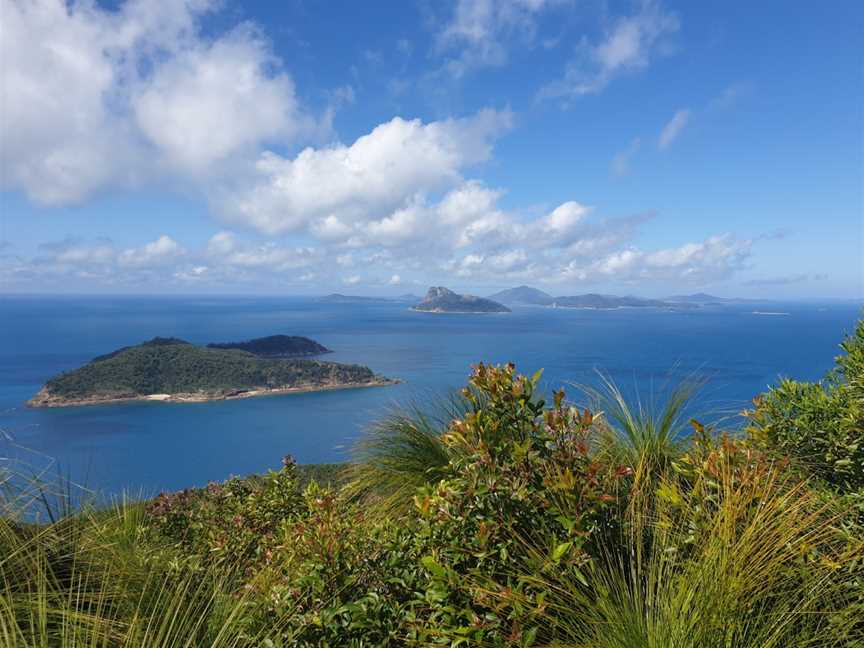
[346,392,474,514]
[499,437,858,647]
[577,370,706,475]
[0,495,293,647]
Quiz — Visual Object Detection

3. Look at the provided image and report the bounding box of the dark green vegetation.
[29,337,389,407]
[487,285,696,309]
[746,318,864,498]
[296,462,348,489]
[207,335,330,357]
[89,335,189,362]
[2,319,863,646]
[413,286,511,313]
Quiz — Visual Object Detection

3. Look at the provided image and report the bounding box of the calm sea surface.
[0,295,859,496]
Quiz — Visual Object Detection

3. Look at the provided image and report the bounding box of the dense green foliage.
[90,336,190,362]
[296,463,348,489]
[40,338,380,400]
[3,319,863,646]
[746,319,864,495]
[207,335,330,357]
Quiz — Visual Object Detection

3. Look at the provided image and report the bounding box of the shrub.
[259,483,424,647]
[745,317,864,495]
[409,363,624,645]
[0,500,290,647]
[146,456,303,572]
[503,435,860,648]
[346,400,457,515]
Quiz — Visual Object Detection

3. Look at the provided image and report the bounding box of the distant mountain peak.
[425,286,457,300]
[488,286,554,305]
[414,286,510,313]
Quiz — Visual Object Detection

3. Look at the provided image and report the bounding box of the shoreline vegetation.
[26,335,395,409]
[27,377,398,408]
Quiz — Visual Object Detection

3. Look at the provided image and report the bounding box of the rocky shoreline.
[27,378,399,409]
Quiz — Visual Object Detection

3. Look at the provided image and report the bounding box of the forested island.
[28,336,394,407]
[412,286,510,313]
[207,335,330,357]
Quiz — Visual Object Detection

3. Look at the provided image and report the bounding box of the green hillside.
[207,335,330,357]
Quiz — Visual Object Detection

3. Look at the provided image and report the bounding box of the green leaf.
[570,565,589,587]
[552,541,572,562]
[421,555,447,579]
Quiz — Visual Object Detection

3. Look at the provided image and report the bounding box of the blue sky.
[1,0,861,298]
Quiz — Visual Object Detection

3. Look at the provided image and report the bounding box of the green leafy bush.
[408,363,624,645]
[260,483,424,646]
[502,434,859,648]
[146,456,303,572]
[746,318,864,494]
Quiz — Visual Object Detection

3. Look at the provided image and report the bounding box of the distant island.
[486,285,726,310]
[28,337,395,408]
[412,287,510,313]
[552,294,692,309]
[487,286,556,305]
[316,286,761,312]
[207,335,330,357]
[663,292,762,305]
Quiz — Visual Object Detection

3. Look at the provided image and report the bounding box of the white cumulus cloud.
[212,109,514,235]
[0,0,314,204]
[132,27,305,174]
[119,235,186,267]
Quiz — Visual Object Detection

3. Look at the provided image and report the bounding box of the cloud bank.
[0,0,757,293]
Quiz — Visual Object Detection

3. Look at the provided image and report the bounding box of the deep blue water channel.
[0,295,858,496]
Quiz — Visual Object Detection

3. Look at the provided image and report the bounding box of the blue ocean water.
[0,295,859,497]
